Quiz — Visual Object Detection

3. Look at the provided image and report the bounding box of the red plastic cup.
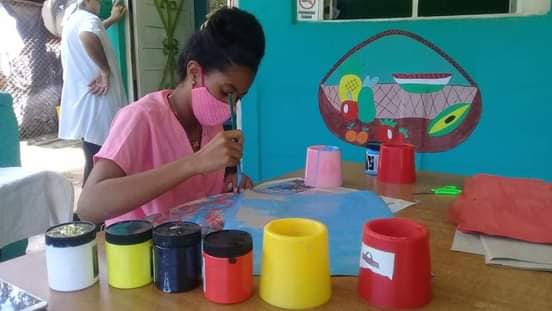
[358,218,431,309]
[377,143,416,184]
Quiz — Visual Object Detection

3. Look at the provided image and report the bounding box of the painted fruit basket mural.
[319,30,482,152]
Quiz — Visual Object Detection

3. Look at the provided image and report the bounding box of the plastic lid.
[366,142,381,151]
[153,221,201,248]
[105,220,152,245]
[45,221,96,248]
[203,230,252,258]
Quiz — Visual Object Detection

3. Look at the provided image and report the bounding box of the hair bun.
[205,8,243,49]
[177,7,265,81]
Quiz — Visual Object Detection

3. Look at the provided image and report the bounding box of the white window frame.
[316,0,550,22]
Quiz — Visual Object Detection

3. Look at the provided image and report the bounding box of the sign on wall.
[296,0,323,21]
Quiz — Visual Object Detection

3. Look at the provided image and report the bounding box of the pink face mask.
[191,70,231,126]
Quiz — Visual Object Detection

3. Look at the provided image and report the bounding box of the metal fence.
[0,0,62,139]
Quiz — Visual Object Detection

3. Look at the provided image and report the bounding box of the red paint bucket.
[203,230,253,304]
[377,143,416,184]
[358,218,431,309]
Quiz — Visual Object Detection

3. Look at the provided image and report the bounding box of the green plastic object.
[431,185,462,196]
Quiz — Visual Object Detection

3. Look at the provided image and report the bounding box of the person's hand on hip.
[88,70,110,96]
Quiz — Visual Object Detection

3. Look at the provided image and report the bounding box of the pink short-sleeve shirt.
[94,90,225,225]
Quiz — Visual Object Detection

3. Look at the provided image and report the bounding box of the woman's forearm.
[77,156,200,224]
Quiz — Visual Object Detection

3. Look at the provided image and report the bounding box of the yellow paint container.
[105,220,153,289]
[259,218,332,309]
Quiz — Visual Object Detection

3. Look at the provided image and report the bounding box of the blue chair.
[0,92,28,262]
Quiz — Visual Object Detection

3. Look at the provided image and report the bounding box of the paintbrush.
[228,94,242,193]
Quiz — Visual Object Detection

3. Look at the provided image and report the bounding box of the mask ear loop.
[191,65,204,88]
[196,65,206,87]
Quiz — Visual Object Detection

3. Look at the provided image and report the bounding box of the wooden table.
[1,162,551,310]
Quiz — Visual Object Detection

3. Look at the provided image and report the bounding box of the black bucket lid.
[45,221,97,248]
[366,142,381,151]
[153,221,201,248]
[203,230,252,258]
[106,220,153,245]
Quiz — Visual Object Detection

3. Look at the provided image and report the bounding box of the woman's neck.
[170,84,199,132]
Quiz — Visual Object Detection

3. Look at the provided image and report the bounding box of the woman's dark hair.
[177,7,265,81]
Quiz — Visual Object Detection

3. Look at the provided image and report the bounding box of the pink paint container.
[304,145,342,188]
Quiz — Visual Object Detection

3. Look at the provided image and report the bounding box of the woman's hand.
[103,3,127,29]
[110,3,127,22]
[224,172,254,192]
[193,130,243,174]
[88,70,109,96]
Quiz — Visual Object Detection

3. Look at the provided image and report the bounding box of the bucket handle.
[320,29,478,88]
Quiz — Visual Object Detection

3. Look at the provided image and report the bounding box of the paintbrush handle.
[228,94,242,192]
[236,163,242,193]
[229,95,237,129]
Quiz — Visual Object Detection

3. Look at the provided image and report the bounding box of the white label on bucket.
[359,243,395,280]
[202,255,206,293]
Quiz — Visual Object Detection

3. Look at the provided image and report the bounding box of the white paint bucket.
[45,221,98,292]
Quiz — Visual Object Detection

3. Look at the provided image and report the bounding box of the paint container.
[378,143,416,184]
[105,220,153,289]
[304,145,342,188]
[364,142,381,176]
[260,218,332,309]
[203,230,253,304]
[152,221,202,293]
[45,221,98,292]
[358,218,431,309]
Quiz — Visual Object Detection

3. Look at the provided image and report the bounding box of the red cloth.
[449,174,552,244]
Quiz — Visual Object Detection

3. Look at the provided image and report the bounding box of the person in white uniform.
[59,0,127,186]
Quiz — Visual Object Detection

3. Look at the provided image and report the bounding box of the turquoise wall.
[239,0,552,182]
[106,24,128,95]
[194,0,208,30]
[100,1,128,95]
